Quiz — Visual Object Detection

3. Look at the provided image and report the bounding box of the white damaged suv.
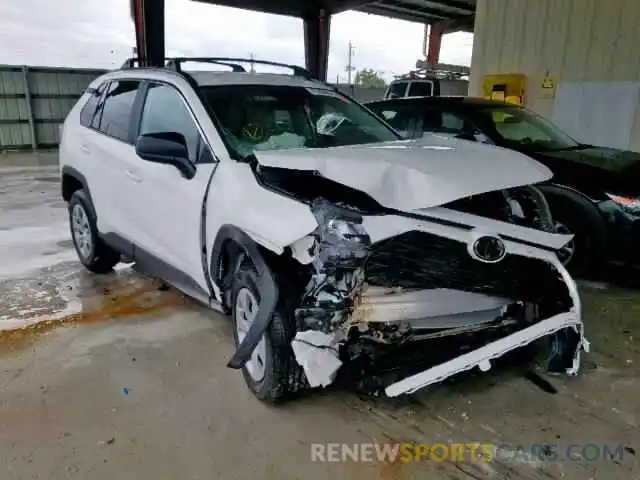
[59,58,589,403]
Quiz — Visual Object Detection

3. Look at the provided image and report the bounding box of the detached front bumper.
[385,311,587,397]
[377,247,588,397]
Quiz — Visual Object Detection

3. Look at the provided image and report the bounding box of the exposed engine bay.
[250,162,588,397]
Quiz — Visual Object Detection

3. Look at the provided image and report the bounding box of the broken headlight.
[326,218,367,242]
[311,197,371,269]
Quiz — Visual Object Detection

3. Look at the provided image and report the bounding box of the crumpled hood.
[254,135,552,211]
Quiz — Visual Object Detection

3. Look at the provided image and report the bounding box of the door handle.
[126,169,142,183]
[80,144,90,154]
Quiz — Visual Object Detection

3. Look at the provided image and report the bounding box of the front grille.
[365,231,572,314]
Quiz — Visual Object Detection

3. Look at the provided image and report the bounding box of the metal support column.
[21,66,37,151]
[426,23,443,67]
[303,10,331,81]
[132,0,165,67]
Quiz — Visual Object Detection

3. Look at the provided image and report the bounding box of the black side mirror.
[135,132,196,179]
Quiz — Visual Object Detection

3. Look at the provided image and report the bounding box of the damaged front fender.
[211,225,280,370]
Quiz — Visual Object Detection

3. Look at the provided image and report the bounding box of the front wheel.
[230,264,305,403]
[547,195,606,276]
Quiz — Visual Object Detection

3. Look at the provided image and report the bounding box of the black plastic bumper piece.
[212,226,280,369]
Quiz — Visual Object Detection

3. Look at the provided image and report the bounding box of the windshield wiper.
[542,144,590,152]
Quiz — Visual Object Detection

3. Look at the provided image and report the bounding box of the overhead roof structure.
[131,0,475,83]
[358,0,475,31]
[193,0,476,32]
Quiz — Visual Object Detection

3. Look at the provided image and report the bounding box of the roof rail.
[120,56,315,79]
[120,57,245,72]
[169,57,314,79]
[165,58,248,72]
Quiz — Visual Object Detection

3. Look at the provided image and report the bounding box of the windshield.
[199,84,400,158]
[474,105,578,151]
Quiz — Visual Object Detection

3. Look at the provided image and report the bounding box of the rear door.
[79,79,142,246]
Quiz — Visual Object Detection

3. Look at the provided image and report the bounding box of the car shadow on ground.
[585,262,640,290]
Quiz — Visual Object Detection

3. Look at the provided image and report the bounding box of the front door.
[128,81,216,293]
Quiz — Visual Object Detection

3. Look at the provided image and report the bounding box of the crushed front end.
[289,188,589,397]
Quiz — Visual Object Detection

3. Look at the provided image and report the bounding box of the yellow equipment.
[482,74,526,105]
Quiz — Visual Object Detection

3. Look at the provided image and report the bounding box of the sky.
[0,0,473,82]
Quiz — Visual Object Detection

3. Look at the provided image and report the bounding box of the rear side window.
[369,103,418,138]
[97,80,140,143]
[408,81,433,97]
[422,109,469,137]
[386,82,408,98]
[79,82,107,127]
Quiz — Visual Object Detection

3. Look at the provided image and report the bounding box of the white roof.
[93,67,331,91]
[189,71,328,89]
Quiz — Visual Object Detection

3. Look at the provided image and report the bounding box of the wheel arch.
[538,183,607,224]
[210,225,281,370]
[538,182,609,254]
[61,166,96,216]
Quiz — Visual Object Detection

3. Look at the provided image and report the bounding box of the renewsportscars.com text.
[310,442,627,464]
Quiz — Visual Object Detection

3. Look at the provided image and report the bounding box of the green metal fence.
[0,65,107,151]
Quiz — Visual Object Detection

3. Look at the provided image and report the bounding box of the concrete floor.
[0,152,638,480]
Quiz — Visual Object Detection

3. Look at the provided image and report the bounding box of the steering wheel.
[241,123,267,142]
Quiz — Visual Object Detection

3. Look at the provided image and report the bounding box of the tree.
[354,68,387,88]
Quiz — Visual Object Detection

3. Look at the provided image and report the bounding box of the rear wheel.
[68,190,120,274]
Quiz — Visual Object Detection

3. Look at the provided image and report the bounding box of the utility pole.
[346,41,355,85]
[249,53,255,73]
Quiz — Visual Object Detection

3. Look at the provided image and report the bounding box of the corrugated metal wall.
[0,68,383,151]
[469,0,640,150]
[0,65,107,151]
[335,84,386,102]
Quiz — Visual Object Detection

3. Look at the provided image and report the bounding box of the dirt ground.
[0,152,638,480]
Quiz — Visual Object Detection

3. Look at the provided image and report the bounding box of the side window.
[371,104,418,138]
[386,82,408,99]
[98,80,140,143]
[79,82,107,127]
[139,83,203,163]
[441,112,465,133]
[422,109,467,136]
[407,81,433,97]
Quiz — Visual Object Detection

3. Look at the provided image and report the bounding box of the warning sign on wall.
[540,75,557,98]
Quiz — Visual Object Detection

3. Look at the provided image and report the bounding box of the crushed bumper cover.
[290,200,589,396]
[385,311,588,397]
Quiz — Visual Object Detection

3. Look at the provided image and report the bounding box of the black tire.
[230,264,305,404]
[546,192,607,276]
[68,189,120,274]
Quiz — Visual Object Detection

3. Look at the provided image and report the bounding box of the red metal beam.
[303,9,331,81]
[426,23,443,67]
[131,0,165,67]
